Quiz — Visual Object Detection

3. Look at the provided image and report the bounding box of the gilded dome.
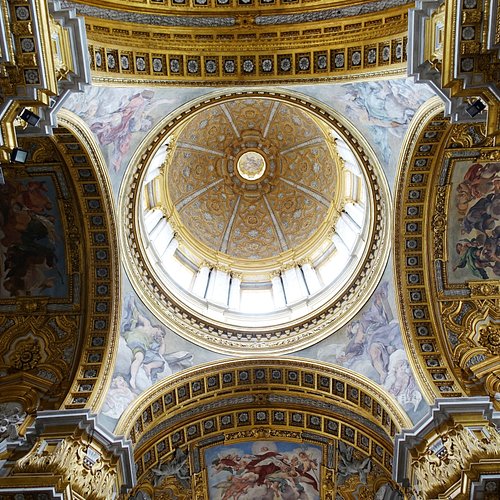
[122,90,391,353]
[165,98,339,264]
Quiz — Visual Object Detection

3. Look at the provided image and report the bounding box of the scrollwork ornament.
[10,339,42,370]
[432,186,448,259]
[447,123,488,148]
[14,436,118,499]
[479,149,500,162]
[478,324,500,355]
[192,471,205,499]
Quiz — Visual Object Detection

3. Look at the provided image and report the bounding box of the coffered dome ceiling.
[121,90,391,354]
[165,98,339,263]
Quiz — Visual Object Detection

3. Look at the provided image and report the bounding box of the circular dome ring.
[236,150,267,182]
[119,89,391,355]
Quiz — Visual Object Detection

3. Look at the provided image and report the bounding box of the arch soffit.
[0,110,120,413]
[116,358,411,484]
[394,96,499,403]
[55,110,122,412]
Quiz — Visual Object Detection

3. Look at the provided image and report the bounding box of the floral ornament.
[479,324,500,355]
[317,54,327,70]
[224,60,235,73]
[24,69,39,84]
[121,55,129,70]
[261,59,273,72]
[351,51,361,66]
[170,59,180,73]
[136,57,146,71]
[335,53,345,68]
[153,58,163,72]
[10,340,42,370]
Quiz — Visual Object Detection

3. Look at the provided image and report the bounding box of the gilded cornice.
[119,89,391,355]
[394,96,499,405]
[78,3,410,84]
[394,398,500,499]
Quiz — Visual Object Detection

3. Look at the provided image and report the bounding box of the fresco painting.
[64,79,432,196]
[449,160,500,282]
[64,86,207,190]
[205,440,321,500]
[297,78,434,186]
[100,283,226,428]
[300,276,425,423]
[0,176,66,298]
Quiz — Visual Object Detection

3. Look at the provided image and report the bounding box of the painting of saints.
[315,280,423,418]
[451,161,500,280]
[0,177,65,297]
[100,293,194,423]
[206,441,321,500]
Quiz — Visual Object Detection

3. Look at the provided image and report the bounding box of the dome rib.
[220,195,241,254]
[263,193,289,252]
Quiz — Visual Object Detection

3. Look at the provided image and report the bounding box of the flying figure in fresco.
[210,444,320,499]
[453,162,500,279]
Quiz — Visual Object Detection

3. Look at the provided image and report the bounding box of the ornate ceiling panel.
[167,98,335,261]
[69,0,410,85]
[68,0,412,16]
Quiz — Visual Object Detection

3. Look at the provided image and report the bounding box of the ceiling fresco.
[1,0,499,498]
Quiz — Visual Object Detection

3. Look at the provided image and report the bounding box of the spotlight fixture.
[465,99,486,118]
[10,147,28,164]
[18,108,41,127]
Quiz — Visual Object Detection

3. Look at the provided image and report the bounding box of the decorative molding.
[79,3,410,85]
[394,397,500,499]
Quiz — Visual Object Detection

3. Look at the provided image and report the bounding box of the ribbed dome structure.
[166,97,339,263]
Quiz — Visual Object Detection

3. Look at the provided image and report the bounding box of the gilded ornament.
[10,339,42,370]
[411,423,500,497]
[14,436,118,499]
[479,149,500,161]
[478,324,500,355]
[447,123,487,148]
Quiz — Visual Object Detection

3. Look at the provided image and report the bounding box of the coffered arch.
[117,358,410,498]
[394,96,499,405]
[0,110,121,417]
